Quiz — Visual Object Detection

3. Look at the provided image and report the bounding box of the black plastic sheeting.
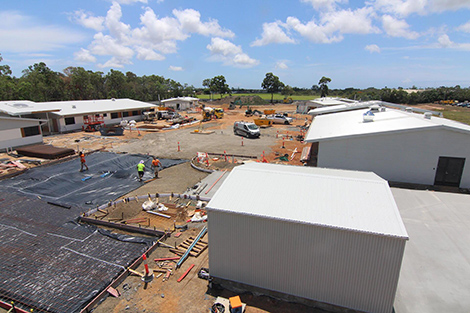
[0,190,156,313]
[0,152,186,207]
[0,152,186,312]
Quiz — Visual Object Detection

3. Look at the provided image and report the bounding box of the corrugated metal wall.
[208,211,406,313]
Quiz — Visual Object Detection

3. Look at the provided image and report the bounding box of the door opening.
[434,156,465,187]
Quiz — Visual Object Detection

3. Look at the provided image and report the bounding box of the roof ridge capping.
[237,162,386,183]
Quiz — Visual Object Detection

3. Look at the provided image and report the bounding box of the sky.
[1,0,470,89]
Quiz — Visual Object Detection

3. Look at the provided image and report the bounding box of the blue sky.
[1,0,470,89]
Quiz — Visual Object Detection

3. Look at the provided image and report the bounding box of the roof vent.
[12,103,29,108]
[363,110,375,122]
[405,107,413,113]
[111,98,116,101]
[369,104,380,112]
[72,105,76,109]
[424,112,432,119]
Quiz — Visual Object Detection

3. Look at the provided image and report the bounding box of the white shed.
[305,107,470,188]
[160,97,199,111]
[207,163,408,313]
[0,116,45,151]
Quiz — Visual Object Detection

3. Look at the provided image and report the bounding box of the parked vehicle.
[266,114,293,125]
[233,121,260,138]
[161,111,180,120]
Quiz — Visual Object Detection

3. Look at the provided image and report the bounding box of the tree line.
[0,57,195,102]
[1,55,469,105]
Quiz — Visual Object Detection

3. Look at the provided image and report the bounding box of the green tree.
[281,85,294,96]
[0,54,16,100]
[202,76,230,99]
[21,62,64,101]
[105,69,126,99]
[261,72,284,104]
[318,76,331,98]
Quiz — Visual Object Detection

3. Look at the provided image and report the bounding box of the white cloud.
[365,44,381,53]
[373,0,427,17]
[301,0,347,11]
[105,2,132,43]
[382,15,419,39]
[69,10,105,31]
[90,33,134,58]
[457,21,470,33]
[169,65,183,71]
[112,0,148,4]
[98,56,132,68]
[74,48,97,63]
[0,11,86,53]
[251,22,295,46]
[430,0,470,11]
[373,0,470,17]
[74,3,237,68]
[438,34,453,47]
[207,37,242,56]
[207,37,259,68]
[135,46,165,61]
[275,61,289,69]
[285,8,378,44]
[132,7,188,54]
[321,7,379,35]
[286,17,342,43]
[173,9,234,38]
[436,34,470,50]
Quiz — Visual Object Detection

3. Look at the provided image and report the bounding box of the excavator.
[201,106,224,121]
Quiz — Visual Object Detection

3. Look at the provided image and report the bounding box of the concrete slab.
[392,188,470,313]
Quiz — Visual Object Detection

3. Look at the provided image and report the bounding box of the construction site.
[0,102,315,313]
[2,100,470,313]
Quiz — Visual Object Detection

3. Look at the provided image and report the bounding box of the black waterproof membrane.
[0,152,186,207]
[0,191,155,312]
[0,152,186,312]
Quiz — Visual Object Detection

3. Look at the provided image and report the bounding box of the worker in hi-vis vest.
[137,160,145,181]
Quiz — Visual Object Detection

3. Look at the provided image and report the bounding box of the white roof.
[306,107,470,142]
[44,98,154,116]
[161,97,199,103]
[308,102,374,116]
[309,97,356,106]
[0,115,47,122]
[0,100,60,115]
[207,163,408,239]
[1,99,154,117]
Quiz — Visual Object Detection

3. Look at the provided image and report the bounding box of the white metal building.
[307,101,375,116]
[44,98,155,132]
[297,97,357,114]
[0,116,45,151]
[160,97,199,111]
[207,163,408,313]
[305,107,470,188]
[1,99,154,133]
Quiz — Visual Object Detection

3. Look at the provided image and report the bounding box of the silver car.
[266,114,293,124]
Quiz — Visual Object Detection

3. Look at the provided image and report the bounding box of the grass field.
[196,93,318,101]
[442,107,470,125]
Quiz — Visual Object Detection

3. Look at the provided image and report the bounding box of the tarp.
[0,151,186,207]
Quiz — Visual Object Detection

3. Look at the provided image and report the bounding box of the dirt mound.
[209,95,267,107]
